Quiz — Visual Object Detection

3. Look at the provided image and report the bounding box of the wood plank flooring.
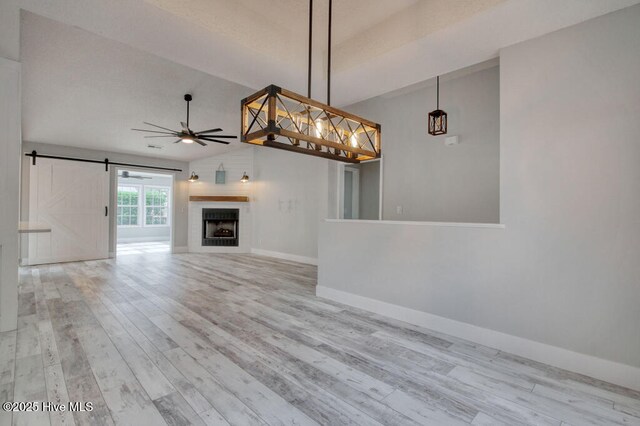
[1,252,639,425]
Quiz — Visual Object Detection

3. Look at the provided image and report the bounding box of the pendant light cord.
[327,0,332,106]
[308,0,313,98]
[436,76,440,110]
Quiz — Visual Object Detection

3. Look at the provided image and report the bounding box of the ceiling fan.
[118,171,151,180]
[132,94,237,146]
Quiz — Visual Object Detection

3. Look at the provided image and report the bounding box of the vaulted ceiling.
[21,12,255,161]
[16,0,640,160]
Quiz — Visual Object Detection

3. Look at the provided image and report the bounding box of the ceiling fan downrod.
[184,93,192,128]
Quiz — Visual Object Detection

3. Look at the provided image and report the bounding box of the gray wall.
[359,161,380,220]
[347,65,500,223]
[319,4,640,380]
[21,142,189,255]
[252,147,328,260]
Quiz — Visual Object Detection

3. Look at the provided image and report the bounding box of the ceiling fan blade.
[199,138,230,145]
[173,139,183,144]
[194,139,207,146]
[132,128,176,135]
[195,128,222,134]
[197,134,237,139]
[200,136,235,143]
[143,122,179,133]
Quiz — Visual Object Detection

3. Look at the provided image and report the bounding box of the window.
[117,185,140,226]
[145,186,170,226]
[117,182,171,228]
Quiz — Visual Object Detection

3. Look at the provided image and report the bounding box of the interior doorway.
[343,166,360,219]
[115,169,173,256]
[337,159,383,220]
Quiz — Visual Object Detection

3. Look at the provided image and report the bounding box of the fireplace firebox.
[202,208,239,246]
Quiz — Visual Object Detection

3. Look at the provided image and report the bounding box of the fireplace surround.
[202,208,239,246]
[189,199,250,253]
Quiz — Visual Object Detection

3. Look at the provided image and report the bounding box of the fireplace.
[202,208,239,246]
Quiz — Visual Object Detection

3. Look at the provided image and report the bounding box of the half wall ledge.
[324,219,505,229]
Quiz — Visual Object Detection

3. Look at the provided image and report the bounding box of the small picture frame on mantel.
[215,164,226,184]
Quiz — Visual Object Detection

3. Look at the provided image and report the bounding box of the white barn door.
[28,158,109,265]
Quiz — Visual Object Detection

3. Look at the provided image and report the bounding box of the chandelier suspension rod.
[436,76,440,110]
[327,0,332,106]
[308,0,313,98]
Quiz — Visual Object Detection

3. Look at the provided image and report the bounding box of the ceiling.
[145,0,510,75]
[21,12,255,161]
[18,0,640,160]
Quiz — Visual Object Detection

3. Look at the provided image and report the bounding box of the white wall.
[347,65,500,223]
[187,148,253,254]
[21,142,189,255]
[117,173,172,243]
[0,1,21,333]
[0,58,21,332]
[318,5,640,390]
[188,148,253,199]
[252,148,329,263]
[188,145,332,261]
[118,226,169,243]
[193,146,329,262]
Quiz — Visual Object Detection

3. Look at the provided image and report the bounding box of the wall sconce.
[240,172,250,183]
[188,171,199,182]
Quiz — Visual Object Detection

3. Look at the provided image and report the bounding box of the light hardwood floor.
[2,252,639,425]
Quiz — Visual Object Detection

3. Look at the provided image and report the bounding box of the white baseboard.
[172,246,188,253]
[251,248,318,266]
[316,286,640,392]
[21,254,110,266]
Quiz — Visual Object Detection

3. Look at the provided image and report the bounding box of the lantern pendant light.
[428,76,447,136]
[240,0,381,163]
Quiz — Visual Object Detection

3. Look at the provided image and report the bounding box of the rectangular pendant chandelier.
[241,85,381,163]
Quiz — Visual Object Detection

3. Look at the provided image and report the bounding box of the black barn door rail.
[25,150,182,172]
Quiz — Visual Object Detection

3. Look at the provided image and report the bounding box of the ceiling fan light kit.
[240,0,380,163]
[133,94,237,146]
